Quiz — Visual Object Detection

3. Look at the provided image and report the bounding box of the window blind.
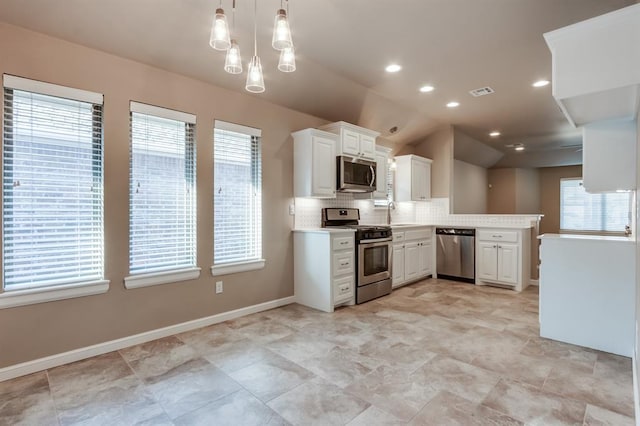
[560,178,631,233]
[213,121,262,265]
[2,86,104,290]
[129,103,196,275]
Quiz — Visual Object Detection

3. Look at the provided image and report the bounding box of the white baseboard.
[0,295,296,382]
[529,279,539,286]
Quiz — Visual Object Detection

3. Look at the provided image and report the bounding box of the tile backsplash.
[294,196,540,229]
[294,195,441,228]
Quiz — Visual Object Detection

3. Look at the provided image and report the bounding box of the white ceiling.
[0,0,636,167]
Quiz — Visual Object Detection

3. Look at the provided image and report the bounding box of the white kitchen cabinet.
[392,243,405,285]
[497,243,518,284]
[391,226,434,289]
[404,242,420,282]
[477,242,498,282]
[543,4,640,127]
[419,241,433,277]
[394,155,432,201]
[319,121,379,161]
[582,119,636,192]
[292,128,337,198]
[294,230,356,312]
[476,229,530,291]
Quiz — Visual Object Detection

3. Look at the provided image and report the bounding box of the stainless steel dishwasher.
[436,228,475,283]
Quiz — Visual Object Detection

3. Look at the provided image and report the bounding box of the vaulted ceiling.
[0,0,636,167]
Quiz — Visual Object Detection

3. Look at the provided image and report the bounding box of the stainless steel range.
[322,208,392,304]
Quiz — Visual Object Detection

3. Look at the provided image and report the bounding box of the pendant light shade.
[272,9,293,50]
[246,56,265,93]
[210,8,231,50]
[278,46,296,72]
[224,40,243,74]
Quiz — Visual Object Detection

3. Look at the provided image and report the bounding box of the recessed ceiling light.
[385,64,402,73]
[446,101,460,108]
[489,131,501,137]
[515,146,525,151]
[532,80,550,88]
[419,85,434,93]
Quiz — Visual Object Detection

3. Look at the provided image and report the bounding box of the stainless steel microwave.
[337,155,376,193]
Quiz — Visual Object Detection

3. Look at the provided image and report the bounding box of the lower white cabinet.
[476,229,530,291]
[294,230,355,312]
[391,226,434,289]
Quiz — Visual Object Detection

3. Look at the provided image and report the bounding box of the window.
[1,75,106,301]
[212,121,263,275]
[126,102,198,288]
[560,178,632,234]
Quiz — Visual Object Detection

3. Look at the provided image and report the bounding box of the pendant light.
[245,0,265,93]
[272,3,293,50]
[224,0,242,74]
[278,46,296,72]
[210,1,231,51]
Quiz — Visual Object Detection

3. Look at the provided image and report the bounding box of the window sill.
[211,259,266,276]
[125,267,201,289]
[0,280,110,309]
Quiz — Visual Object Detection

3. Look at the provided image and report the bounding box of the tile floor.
[0,278,635,425]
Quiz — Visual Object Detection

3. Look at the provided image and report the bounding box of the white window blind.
[213,121,262,265]
[2,82,104,291]
[560,178,632,234]
[129,103,196,275]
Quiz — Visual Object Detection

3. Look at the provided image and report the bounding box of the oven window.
[363,245,389,276]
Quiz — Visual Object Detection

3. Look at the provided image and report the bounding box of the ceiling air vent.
[469,86,495,97]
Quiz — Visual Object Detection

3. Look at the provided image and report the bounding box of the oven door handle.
[359,238,392,245]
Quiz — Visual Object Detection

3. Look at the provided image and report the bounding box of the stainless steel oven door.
[358,238,392,286]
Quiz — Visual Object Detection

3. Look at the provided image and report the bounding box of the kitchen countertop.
[293,228,355,234]
[539,233,635,243]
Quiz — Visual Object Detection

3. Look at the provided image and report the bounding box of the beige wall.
[413,125,454,199]
[453,160,487,214]
[487,168,517,213]
[515,169,540,214]
[538,165,583,235]
[0,23,327,368]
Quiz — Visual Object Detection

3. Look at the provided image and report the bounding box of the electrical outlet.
[215,281,223,294]
[289,203,295,215]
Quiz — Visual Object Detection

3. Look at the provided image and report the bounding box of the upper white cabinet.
[544,4,640,127]
[394,154,432,201]
[319,121,379,161]
[292,128,337,198]
[582,119,637,193]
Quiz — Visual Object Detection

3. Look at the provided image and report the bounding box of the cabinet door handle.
[340,241,348,245]
[341,262,349,266]
[493,245,497,248]
[492,235,502,238]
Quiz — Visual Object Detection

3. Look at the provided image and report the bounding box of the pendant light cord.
[253,0,257,55]
[232,0,236,33]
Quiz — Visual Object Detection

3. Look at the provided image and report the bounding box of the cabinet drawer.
[393,232,405,242]
[333,275,354,303]
[478,230,518,243]
[333,251,354,276]
[332,236,354,250]
[405,229,431,241]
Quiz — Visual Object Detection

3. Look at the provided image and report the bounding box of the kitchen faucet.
[387,201,396,225]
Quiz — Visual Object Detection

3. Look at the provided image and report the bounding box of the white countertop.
[293,228,355,234]
[539,233,635,243]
